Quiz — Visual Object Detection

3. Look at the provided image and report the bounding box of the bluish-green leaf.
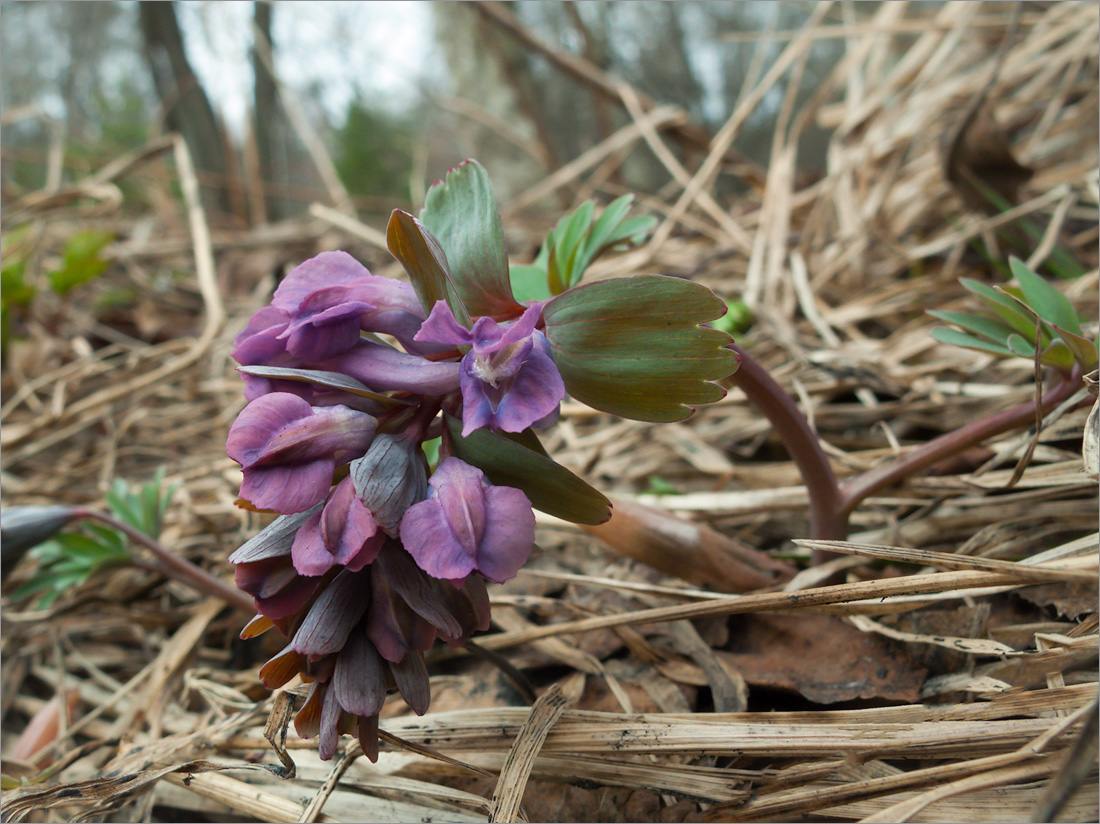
[1009,257,1082,335]
[960,278,1039,340]
[929,327,1015,357]
[444,414,610,525]
[542,275,736,422]
[581,195,636,262]
[509,264,552,303]
[927,310,1018,346]
[386,210,472,327]
[1051,324,1099,371]
[419,160,520,317]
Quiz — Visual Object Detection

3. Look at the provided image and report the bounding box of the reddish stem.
[838,365,1083,515]
[76,508,254,614]
[726,344,849,541]
[727,347,1085,567]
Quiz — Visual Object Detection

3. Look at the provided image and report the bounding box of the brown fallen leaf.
[719,614,927,704]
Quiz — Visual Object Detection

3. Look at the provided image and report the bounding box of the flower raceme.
[227,254,554,760]
[226,161,736,762]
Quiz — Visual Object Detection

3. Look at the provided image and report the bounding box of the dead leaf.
[718,614,927,704]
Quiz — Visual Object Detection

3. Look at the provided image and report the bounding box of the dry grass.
[2,2,1098,822]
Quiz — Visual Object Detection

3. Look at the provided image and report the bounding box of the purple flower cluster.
[227,252,558,760]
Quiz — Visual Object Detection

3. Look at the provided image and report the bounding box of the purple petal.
[233,307,291,365]
[233,556,297,599]
[467,315,505,352]
[414,300,472,347]
[333,630,386,717]
[457,372,495,437]
[319,682,343,760]
[374,543,463,638]
[272,251,371,312]
[238,459,335,514]
[292,569,370,656]
[229,506,319,564]
[322,341,460,396]
[366,570,437,662]
[486,334,565,434]
[491,304,541,352]
[322,477,382,569]
[388,650,430,715]
[256,404,375,467]
[357,715,380,762]
[227,393,314,468]
[255,575,321,620]
[400,499,476,580]
[476,486,535,583]
[290,510,333,577]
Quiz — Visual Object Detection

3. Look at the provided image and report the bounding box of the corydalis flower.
[414,302,565,436]
[400,457,535,583]
[227,393,376,513]
[272,251,429,360]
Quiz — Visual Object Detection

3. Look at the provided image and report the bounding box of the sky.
[177,1,439,137]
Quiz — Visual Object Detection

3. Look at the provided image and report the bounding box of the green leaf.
[85,522,128,554]
[444,414,611,525]
[420,436,441,469]
[236,365,414,406]
[1040,338,1075,372]
[106,483,142,531]
[1006,333,1036,358]
[596,214,657,251]
[386,210,472,327]
[929,327,1015,357]
[419,160,520,317]
[926,310,1018,346]
[55,532,116,563]
[1,258,34,308]
[1051,324,1099,371]
[48,231,113,295]
[1009,257,1082,335]
[709,299,754,336]
[553,201,594,290]
[508,264,552,303]
[581,194,636,264]
[960,278,1041,340]
[542,275,736,422]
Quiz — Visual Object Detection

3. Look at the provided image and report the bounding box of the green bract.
[418,160,521,318]
[386,209,472,328]
[542,275,737,422]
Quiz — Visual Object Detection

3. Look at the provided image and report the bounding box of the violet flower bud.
[414,301,564,436]
[227,393,376,514]
[399,457,535,583]
[350,434,428,537]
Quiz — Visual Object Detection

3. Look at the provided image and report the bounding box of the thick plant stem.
[726,345,849,542]
[838,365,1084,515]
[78,509,254,614]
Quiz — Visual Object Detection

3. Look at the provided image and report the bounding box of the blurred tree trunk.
[251,1,294,222]
[138,2,229,214]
